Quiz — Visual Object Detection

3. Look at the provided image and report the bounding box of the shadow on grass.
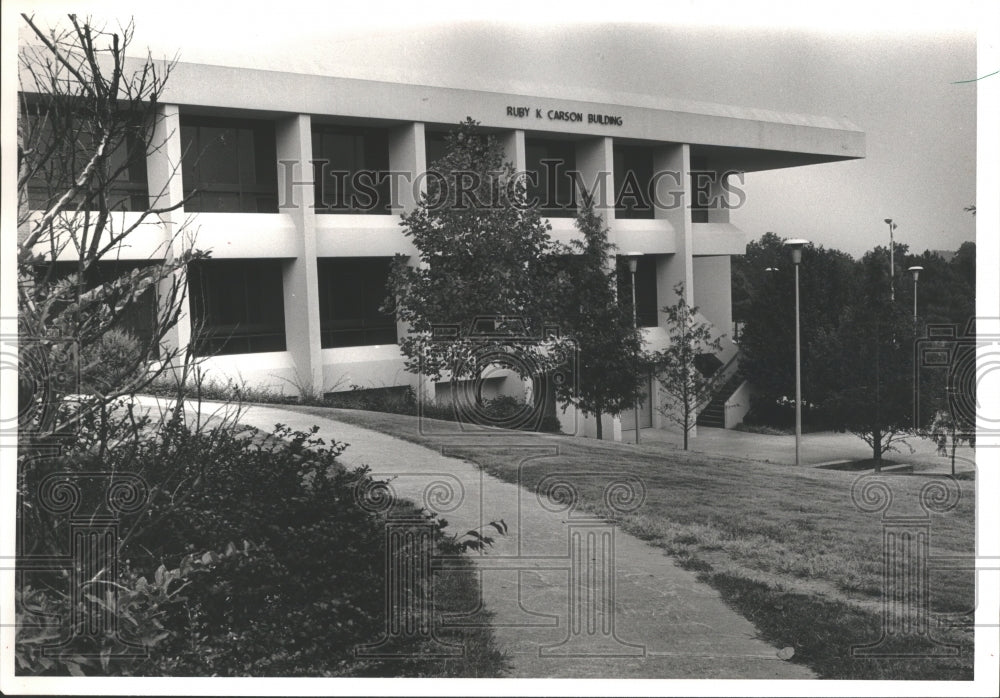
[691,569,973,681]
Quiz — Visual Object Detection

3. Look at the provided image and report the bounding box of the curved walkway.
[135,397,814,679]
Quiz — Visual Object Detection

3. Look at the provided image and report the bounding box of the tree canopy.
[652,283,724,450]
[553,195,645,439]
[387,119,569,385]
[734,229,975,462]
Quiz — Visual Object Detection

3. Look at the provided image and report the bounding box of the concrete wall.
[692,255,739,366]
[725,380,753,429]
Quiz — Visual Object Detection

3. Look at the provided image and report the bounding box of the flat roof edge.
[17,54,866,161]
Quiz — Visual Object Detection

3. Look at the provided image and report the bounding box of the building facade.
[24,60,865,439]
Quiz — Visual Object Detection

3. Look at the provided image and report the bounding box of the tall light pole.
[908,266,923,321]
[884,218,897,301]
[626,252,643,444]
[784,239,809,466]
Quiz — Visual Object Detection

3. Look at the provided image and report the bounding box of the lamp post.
[884,218,897,301]
[908,266,923,321]
[784,239,809,466]
[626,252,643,444]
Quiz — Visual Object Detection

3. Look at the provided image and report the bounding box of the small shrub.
[481,394,524,420]
[733,422,790,436]
[538,415,563,433]
[324,385,418,415]
[79,328,144,394]
[742,397,830,433]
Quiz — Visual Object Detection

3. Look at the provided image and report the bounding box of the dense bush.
[325,384,419,415]
[17,405,508,677]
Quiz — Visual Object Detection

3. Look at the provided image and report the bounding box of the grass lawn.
[284,405,975,681]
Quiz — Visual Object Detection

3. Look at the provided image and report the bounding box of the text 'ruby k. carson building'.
[23,59,865,440]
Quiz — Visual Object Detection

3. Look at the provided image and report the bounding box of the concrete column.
[276,114,323,397]
[387,122,434,402]
[647,144,695,432]
[498,130,526,172]
[575,136,615,219]
[692,255,738,365]
[574,137,626,440]
[652,144,694,307]
[388,122,427,217]
[145,103,191,363]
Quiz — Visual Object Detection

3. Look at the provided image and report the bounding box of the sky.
[7,0,981,257]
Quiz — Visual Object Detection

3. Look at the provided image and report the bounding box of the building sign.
[506,106,622,126]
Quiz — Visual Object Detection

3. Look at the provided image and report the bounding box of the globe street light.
[908,265,924,320]
[884,218,898,301]
[784,238,809,466]
[626,252,644,445]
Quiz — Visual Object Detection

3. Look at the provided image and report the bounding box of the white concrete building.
[24,60,865,440]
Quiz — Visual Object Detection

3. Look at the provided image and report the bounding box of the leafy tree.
[950,241,976,316]
[813,251,917,468]
[651,283,724,449]
[734,233,856,424]
[554,195,645,439]
[927,408,975,476]
[387,119,567,391]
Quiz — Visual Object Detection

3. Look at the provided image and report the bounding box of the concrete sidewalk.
[134,397,813,679]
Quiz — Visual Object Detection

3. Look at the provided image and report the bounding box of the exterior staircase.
[696,371,744,429]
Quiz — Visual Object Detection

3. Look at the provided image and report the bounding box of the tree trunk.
[595,409,603,440]
[950,424,957,476]
[683,405,689,450]
[873,426,882,472]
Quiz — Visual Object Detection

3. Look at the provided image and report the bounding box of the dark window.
[312,125,391,214]
[36,261,160,353]
[188,260,286,355]
[21,103,149,212]
[613,145,654,219]
[690,155,711,223]
[525,138,577,218]
[180,116,278,213]
[617,256,658,328]
[317,258,397,348]
[424,131,449,170]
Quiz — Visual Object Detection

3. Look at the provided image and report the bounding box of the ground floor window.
[317,257,398,348]
[188,259,286,356]
[36,260,161,356]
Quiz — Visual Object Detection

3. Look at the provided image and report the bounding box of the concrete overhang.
[19,56,866,170]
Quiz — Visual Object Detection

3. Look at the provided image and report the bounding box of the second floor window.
[613,145,655,220]
[181,116,278,213]
[525,138,577,218]
[690,155,711,223]
[20,103,149,212]
[312,125,391,214]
